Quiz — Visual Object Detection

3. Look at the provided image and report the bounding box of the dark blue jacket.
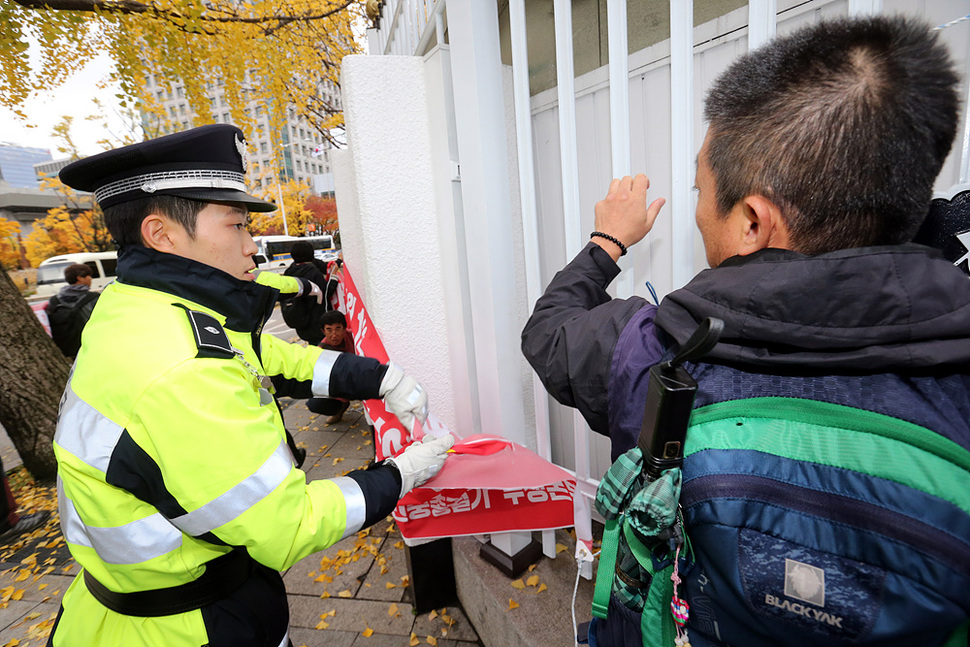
[522,242,970,646]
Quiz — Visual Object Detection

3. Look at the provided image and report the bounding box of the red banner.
[330,264,577,542]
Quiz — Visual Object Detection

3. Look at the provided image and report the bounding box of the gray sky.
[0,51,126,158]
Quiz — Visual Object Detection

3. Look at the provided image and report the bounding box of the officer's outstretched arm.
[253,270,301,295]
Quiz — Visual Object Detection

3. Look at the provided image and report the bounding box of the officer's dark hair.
[64,263,92,285]
[321,310,347,328]
[102,195,207,247]
[703,15,959,254]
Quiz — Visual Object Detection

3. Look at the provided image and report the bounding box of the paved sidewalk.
[0,400,484,647]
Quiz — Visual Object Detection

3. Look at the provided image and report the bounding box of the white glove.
[386,434,456,496]
[299,278,324,305]
[379,363,429,432]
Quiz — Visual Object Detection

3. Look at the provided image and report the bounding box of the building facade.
[0,143,52,189]
[142,74,341,194]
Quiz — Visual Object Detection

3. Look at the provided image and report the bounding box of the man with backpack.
[522,16,970,647]
[45,262,100,358]
[281,241,335,345]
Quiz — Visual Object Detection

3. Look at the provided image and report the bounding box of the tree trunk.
[0,270,69,484]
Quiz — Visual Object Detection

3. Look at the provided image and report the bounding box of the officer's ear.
[141,213,183,252]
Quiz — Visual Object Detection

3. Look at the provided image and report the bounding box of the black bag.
[280,296,315,331]
[47,292,98,357]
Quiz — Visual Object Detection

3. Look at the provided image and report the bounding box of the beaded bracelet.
[590,231,628,256]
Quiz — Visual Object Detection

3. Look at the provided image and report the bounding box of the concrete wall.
[337,55,461,433]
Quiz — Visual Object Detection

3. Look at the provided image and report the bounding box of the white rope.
[934,13,970,30]
[572,549,600,646]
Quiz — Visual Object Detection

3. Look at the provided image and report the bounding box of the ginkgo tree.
[0,0,363,482]
[1,0,363,146]
[22,176,113,266]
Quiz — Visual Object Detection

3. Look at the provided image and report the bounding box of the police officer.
[50,124,454,646]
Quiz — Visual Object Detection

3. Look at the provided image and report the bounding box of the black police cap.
[59,124,277,212]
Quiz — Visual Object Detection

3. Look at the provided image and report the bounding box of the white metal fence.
[367,0,970,567]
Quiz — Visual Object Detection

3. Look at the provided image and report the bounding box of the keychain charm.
[670,540,691,647]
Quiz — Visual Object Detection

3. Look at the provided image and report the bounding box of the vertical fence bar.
[961,37,970,185]
[553,0,594,577]
[670,1,694,288]
[747,0,776,48]
[553,0,582,258]
[607,0,635,300]
[848,0,882,15]
[510,0,556,559]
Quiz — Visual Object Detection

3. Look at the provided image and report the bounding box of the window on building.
[222,113,230,123]
[296,160,302,171]
[255,106,263,117]
[176,86,184,98]
[260,142,268,154]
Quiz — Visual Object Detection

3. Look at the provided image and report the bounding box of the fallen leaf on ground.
[526,575,540,587]
[510,579,525,589]
[362,627,374,637]
[508,599,519,610]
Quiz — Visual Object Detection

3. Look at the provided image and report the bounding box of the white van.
[34,251,118,300]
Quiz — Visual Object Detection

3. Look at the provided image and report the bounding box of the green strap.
[592,518,621,620]
[943,621,969,647]
[624,522,676,643]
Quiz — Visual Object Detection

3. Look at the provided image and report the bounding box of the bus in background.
[252,234,338,273]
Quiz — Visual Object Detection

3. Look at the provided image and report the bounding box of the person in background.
[308,310,356,425]
[51,123,453,646]
[281,241,333,345]
[45,262,100,358]
[522,16,970,647]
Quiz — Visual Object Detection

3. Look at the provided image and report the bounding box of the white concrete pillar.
[338,55,459,431]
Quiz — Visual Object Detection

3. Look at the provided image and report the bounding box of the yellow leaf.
[528,564,537,571]
[510,579,525,589]
[409,633,420,646]
[4,638,20,646]
[394,541,404,549]
[14,572,28,582]
[388,603,399,617]
[556,543,568,554]
[362,627,373,637]
[332,457,344,466]
[320,592,331,599]
[508,599,519,610]
[314,620,329,629]
[537,583,548,593]
[385,582,396,589]
[11,590,23,601]
[526,575,540,587]
[338,590,353,598]
[426,637,437,646]
[427,609,438,620]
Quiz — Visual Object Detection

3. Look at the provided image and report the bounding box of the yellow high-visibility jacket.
[51,246,400,647]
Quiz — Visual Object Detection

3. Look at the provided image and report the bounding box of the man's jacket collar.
[116,245,277,333]
[655,244,970,372]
